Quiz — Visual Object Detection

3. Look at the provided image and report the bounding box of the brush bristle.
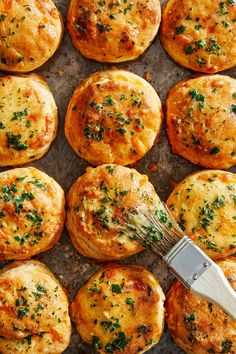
[125,202,184,257]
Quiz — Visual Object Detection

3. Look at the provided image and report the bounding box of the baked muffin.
[165,75,236,169]
[166,257,236,354]
[66,164,162,260]
[0,260,71,354]
[0,167,65,261]
[161,0,236,73]
[0,0,63,72]
[65,70,163,166]
[0,74,58,167]
[67,0,161,62]
[71,263,165,354]
[166,170,236,260]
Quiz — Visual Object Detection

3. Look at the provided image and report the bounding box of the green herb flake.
[111,284,122,293]
[185,45,194,54]
[209,146,220,155]
[125,297,135,310]
[221,339,233,353]
[231,104,236,113]
[0,121,5,129]
[11,108,28,121]
[6,132,28,151]
[184,313,196,323]
[176,25,186,34]
[212,196,225,209]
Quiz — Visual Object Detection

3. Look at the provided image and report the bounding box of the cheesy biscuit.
[65,70,163,166]
[165,75,236,169]
[161,0,236,73]
[0,74,58,167]
[71,263,165,354]
[0,0,63,72]
[0,167,65,261]
[66,164,162,260]
[0,260,71,354]
[67,0,161,62]
[166,170,236,260]
[166,257,236,354]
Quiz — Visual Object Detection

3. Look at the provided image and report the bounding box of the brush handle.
[164,236,236,320]
[191,262,236,321]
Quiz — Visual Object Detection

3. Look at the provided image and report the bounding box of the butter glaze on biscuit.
[67,0,161,62]
[65,70,163,166]
[161,0,236,73]
[66,164,162,260]
[166,257,236,354]
[0,74,58,167]
[0,0,64,72]
[0,167,65,261]
[166,170,236,260]
[0,260,71,354]
[165,75,236,169]
[71,263,165,354]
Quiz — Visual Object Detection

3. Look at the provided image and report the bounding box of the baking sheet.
[1,0,236,353]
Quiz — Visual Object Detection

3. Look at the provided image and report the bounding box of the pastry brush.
[125,203,236,320]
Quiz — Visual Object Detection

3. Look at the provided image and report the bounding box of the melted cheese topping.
[67,0,161,62]
[166,170,236,260]
[161,0,236,73]
[0,260,71,354]
[0,0,63,72]
[165,75,236,169]
[65,70,163,166]
[71,263,165,354]
[0,167,65,261]
[66,164,162,260]
[166,257,236,354]
[0,74,58,167]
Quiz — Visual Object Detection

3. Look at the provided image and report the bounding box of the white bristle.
[125,202,185,257]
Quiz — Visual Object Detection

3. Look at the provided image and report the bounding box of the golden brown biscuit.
[0,167,65,261]
[165,75,236,169]
[67,0,161,63]
[65,70,163,166]
[0,0,63,72]
[0,73,58,166]
[166,257,236,354]
[166,170,236,260]
[71,263,165,354]
[66,164,162,260]
[161,0,236,73]
[0,260,71,354]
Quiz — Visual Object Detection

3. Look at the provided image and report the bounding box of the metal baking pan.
[0,0,235,353]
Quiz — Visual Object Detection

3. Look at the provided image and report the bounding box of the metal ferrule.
[164,236,215,288]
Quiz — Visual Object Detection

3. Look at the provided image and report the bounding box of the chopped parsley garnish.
[231,104,236,113]
[100,319,121,333]
[6,132,28,151]
[185,45,194,54]
[176,25,186,34]
[11,108,28,121]
[111,284,122,293]
[92,336,102,351]
[125,297,135,310]
[221,339,233,353]
[105,332,131,353]
[106,165,115,174]
[189,89,205,111]
[212,196,225,209]
[137,325,148,334]
[184,313,196,323]
[29,178,47,191]
[209,146,221,155]
[84,125,104,141]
